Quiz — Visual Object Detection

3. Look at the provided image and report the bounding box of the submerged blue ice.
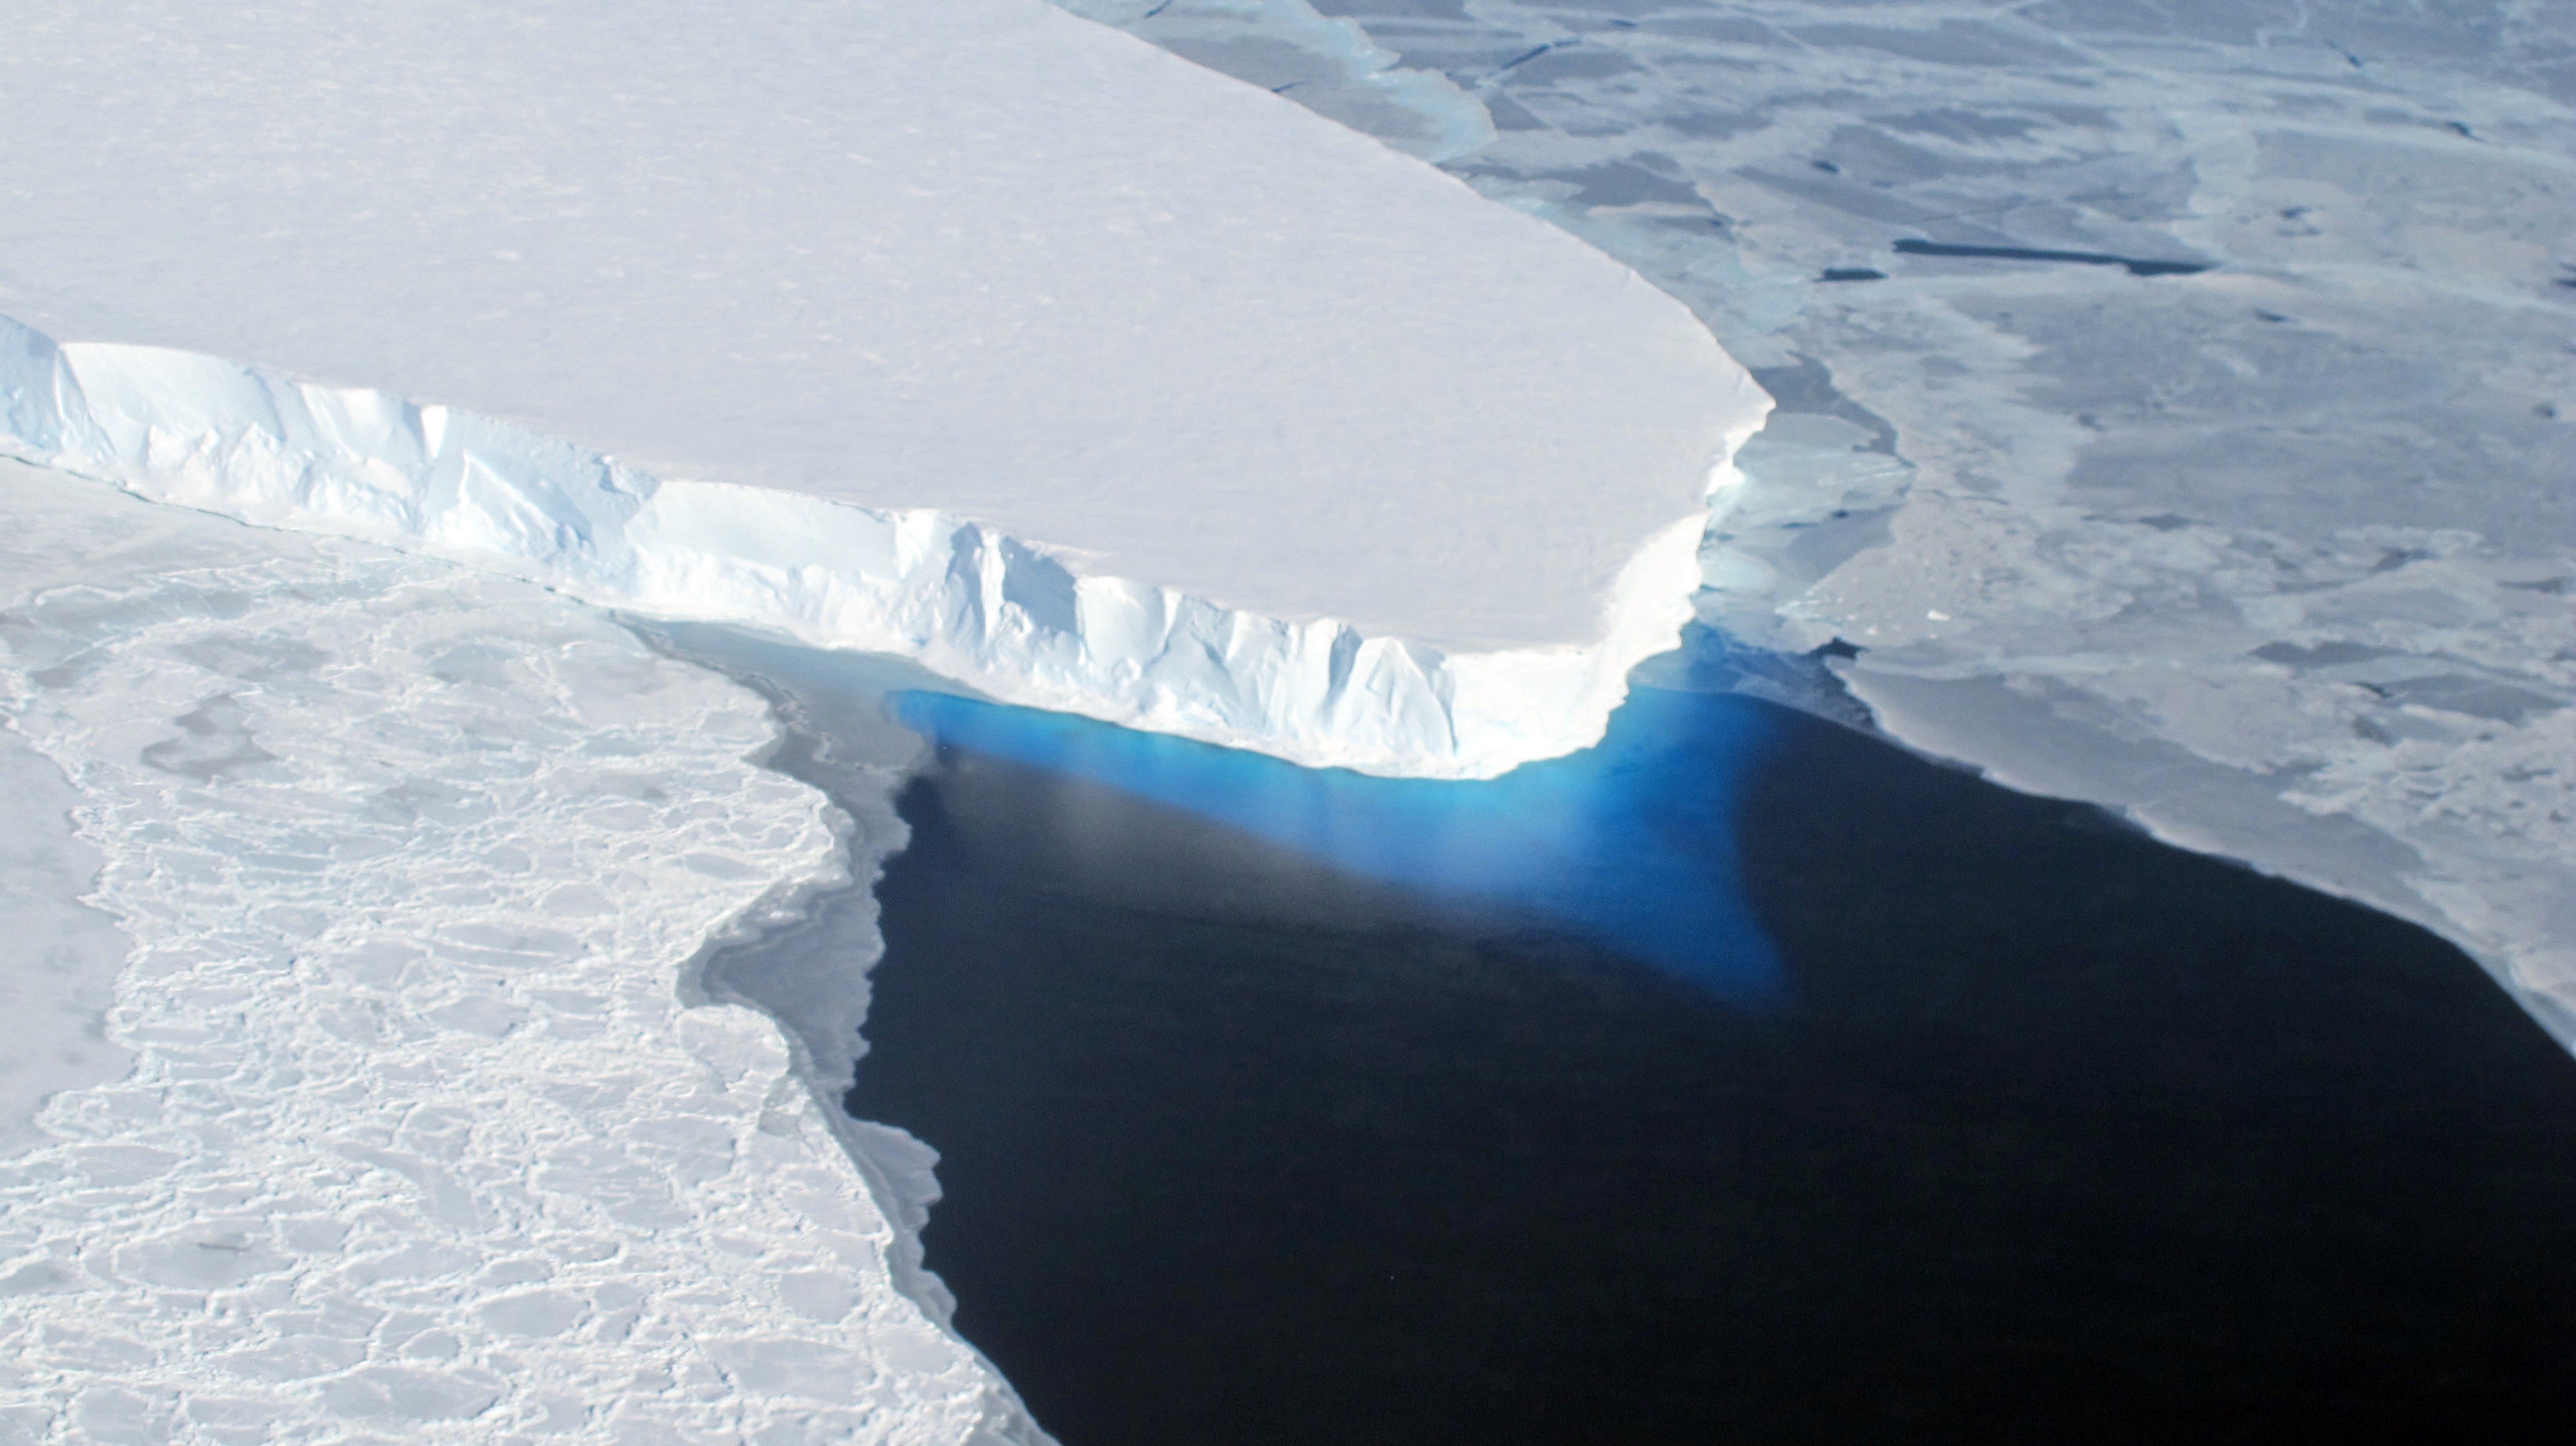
[895,631,1783,1000]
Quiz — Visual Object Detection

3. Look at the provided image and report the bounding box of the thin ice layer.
[0,0,1763,777]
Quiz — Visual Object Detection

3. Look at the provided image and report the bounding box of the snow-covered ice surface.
[0,0,1769,779]
[0,460,1042,1444]
[1085,0,2576,1043]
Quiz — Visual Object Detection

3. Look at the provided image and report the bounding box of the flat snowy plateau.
[0,0,1765,779]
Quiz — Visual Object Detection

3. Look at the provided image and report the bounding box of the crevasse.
[0,313,1764,779]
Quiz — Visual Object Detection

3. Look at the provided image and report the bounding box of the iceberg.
[0,0,1765,779]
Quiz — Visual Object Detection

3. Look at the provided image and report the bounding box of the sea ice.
[0,460,1042,1443]
[0,0,1767,779]
[1097,0,2576,1044]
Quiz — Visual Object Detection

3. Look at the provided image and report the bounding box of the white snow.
[0,460,1041,1443]
[0,0,1765,779]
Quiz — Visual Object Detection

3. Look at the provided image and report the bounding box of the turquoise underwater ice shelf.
[894,630,1785,1001]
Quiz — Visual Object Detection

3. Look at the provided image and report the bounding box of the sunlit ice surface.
[895,628,1783,1000]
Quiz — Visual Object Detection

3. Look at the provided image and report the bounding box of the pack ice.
[0,0,1764,780]
[0,460,1046,1442]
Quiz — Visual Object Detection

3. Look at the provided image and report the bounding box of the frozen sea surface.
[1071,0,2576,1042]
[0,461,1041,1443]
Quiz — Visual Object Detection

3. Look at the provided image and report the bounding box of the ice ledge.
[0,314,1763,779]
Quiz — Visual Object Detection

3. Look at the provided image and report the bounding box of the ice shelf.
[0,0,1766,779]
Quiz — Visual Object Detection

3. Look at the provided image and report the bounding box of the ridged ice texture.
[0,315,1746,782]
[0,465,1044,1445]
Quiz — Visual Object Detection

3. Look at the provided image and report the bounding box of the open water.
[829,638,2576,1445]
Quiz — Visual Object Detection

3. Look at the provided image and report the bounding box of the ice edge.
[0,313,1767,780]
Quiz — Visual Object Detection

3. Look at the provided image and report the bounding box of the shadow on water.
[890,683,1781,1000]
[829,637,2576,1446]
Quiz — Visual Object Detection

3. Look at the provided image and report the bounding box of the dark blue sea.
[689,624,2576,1445]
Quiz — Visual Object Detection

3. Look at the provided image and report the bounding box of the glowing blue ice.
[895,636,1782,1000]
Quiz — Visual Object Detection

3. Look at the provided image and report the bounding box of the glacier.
[0,0,1769,780]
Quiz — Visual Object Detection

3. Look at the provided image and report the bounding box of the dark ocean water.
[822,650,2576,1445]
[886,681,1780,1000]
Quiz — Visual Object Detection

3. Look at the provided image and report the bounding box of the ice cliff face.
[0,461,1042,1443]
[0,316,1749,781]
